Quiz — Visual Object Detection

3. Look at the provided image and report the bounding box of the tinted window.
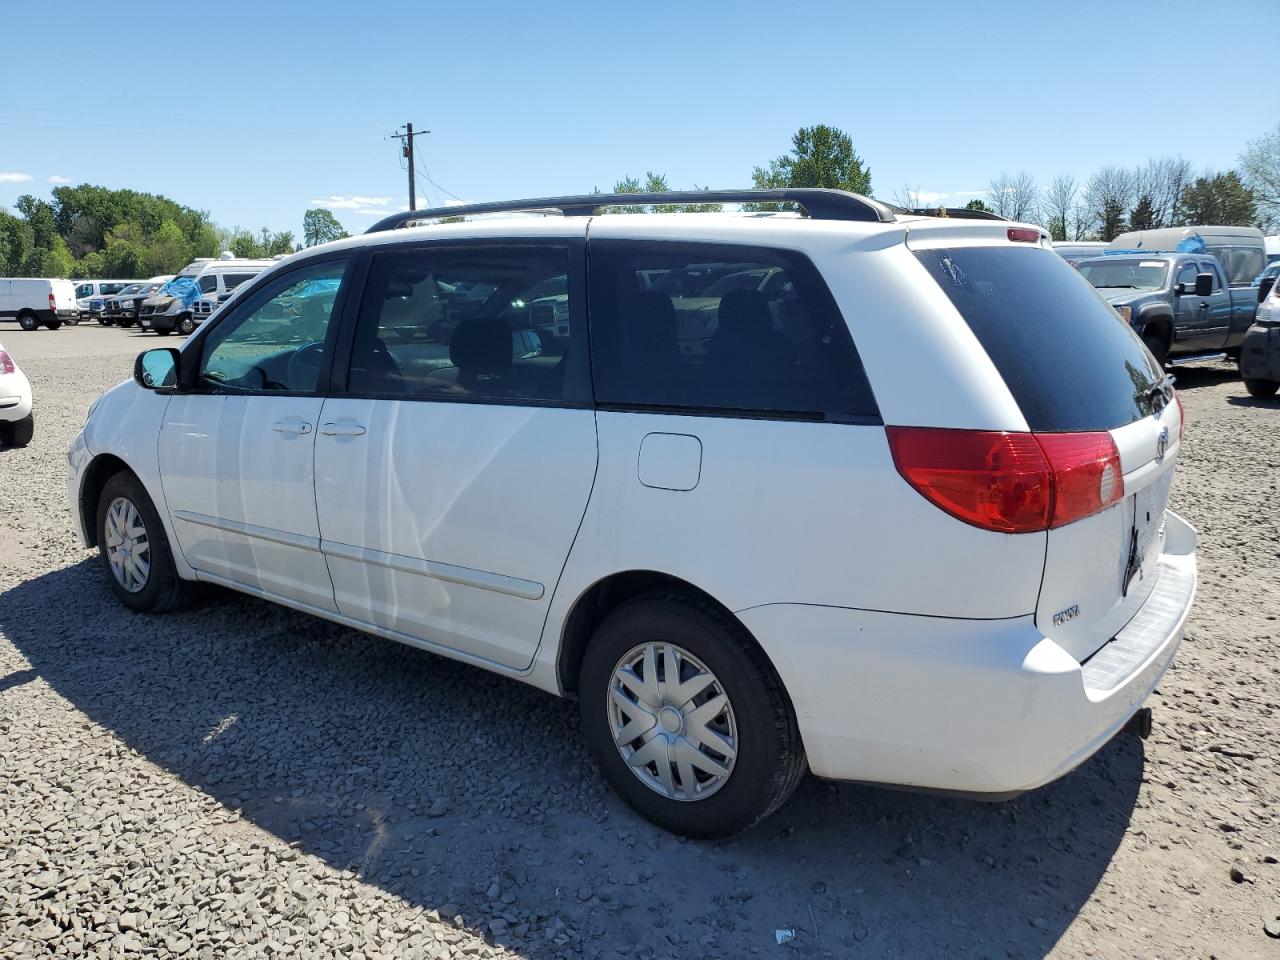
[199,258,346,394]
[1208,245,1265,286]
[76,283,93,299]
[589,241,878,420]
[198,275,218,294]
[223,272,258,291]
[346,245,572,402]
[916,246,1162,432]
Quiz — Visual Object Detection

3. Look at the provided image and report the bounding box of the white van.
[71,189,1196,837]
[74,279,139,322]
[1109,226,1266,287]
[0,278,79,330]
[138,256,274,335]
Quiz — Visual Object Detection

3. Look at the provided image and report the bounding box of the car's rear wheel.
[45,320,61,330]
[1244,378,1279,398]
[579,592,806,838]
[96,471,195,612]
[1,413,33,447]
[1142,334,1168,369]
[17,312,38,331]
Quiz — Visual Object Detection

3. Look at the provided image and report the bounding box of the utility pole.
[390,123,430,211]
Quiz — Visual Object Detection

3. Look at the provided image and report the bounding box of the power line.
[387,123,429,211]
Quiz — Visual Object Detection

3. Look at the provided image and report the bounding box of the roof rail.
[364,188,897,233]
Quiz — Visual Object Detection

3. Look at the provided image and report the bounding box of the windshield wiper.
[1139,374,1175,409]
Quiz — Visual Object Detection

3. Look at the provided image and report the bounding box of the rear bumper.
[738,510,1197,795]
[0,391,32,424]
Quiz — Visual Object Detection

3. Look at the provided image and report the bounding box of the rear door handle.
[272,418,313,435]
[320,421,367,437]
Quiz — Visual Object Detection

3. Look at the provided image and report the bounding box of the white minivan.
[1,278,78,330]
[68,190,1196,837]
[74,279,138,322]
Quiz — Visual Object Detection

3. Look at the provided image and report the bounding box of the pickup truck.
[1075,252,1258,367]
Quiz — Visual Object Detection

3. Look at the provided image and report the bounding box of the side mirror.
[134,348,180,391]
[1173,281,1186,296]
[1259,276,1276,303]
[1194,273,1214,298]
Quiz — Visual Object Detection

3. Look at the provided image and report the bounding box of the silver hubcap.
[104,497,150,593]
[607,642,737,801]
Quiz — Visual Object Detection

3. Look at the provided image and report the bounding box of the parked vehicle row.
[76,279,143,323]
[137,256,275,336]
[69,189,1195,837]
[100,278,173,326]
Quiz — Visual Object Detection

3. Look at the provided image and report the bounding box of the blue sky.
[2,0,1274,238]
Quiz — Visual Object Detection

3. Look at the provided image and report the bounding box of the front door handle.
[320,421,367,437]
[272,418,313,435]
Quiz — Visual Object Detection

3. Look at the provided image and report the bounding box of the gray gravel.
[1,325,1278,958]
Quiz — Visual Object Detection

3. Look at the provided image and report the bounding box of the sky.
[2,0,1275,240]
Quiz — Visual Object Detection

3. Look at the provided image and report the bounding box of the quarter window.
[588,240,879,420]
[345,245,574,403]
[198,258,346,394]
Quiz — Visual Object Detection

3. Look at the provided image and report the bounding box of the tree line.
[6,122,1279,277]
[0,185,350,279]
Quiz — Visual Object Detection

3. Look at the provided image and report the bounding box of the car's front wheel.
[178,315,196,336]
[96,471,195,612]
[579,592,806,838]
[1143,334,1168,369]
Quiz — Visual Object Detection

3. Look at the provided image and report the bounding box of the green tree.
[303,208,349,247]
[1178,171,1256,226]
[964,198,992,212]
[229,230,264,258]
[102,237,148,278]
[258,228,295,257]
[1128,194,1156,231]
[146,219,193,275]
[0,210,34,277]
[752,125,872,197]
[75,250,107,279]
[605,172,722,214]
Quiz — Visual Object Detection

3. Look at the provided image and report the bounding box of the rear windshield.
[915,246,1163,432]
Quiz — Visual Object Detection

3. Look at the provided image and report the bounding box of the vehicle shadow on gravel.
[1170,364,1238,390]
[2,561,1145,959]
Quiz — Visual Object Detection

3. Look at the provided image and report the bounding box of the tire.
[178,315,196,336]
[155,328,172,337]
[579,591,806,838]
[17,312,38,332]
[95,471,195,613]
[44,320,62,330]
[1244,378,1279,398]
[1142,334,1168,369]
[4,413,34,447]
[99,317,112,326]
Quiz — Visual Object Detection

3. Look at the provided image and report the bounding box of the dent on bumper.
[738,510,1197,795]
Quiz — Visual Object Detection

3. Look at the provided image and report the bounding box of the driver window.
[1176,262,1198,287]
[198,274,219,295]
[198,259,346,394]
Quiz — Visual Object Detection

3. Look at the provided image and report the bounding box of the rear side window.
[915,246,1163,432]
[589,240,879,421]
[345,245,577,403]
[1208,245,1264,286]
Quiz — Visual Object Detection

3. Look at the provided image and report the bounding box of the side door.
[1199,258,1232,351]
[314,234,598,670]
[1173,259,1214,352]
[158,254,352,612]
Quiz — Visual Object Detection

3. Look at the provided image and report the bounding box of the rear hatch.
[913,238,1181,662]
[50,280,78,312]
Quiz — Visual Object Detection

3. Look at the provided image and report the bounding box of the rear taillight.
[0,350,13,374]
[48,293,57,312]
[1007,227,1041,243]
[887,427,1124,534]
[1173,390,1185,443]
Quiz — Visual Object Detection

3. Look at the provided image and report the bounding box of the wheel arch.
[79,453,138,548]
[555,569,793,709]
[1137,311,1173,349]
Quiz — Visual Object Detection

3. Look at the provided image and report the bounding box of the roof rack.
[364,188,897,233]
[905,206,1008,221]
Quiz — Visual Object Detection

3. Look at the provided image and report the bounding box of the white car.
[67,190,1197,837]
[0,342,34,446]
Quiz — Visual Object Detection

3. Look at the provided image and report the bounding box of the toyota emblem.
[1156,426,1169,459]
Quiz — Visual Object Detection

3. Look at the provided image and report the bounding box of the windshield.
[117,283,146,295]
[1077,259,1168,291]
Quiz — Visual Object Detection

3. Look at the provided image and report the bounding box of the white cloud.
[310,194,397,216]
[0,172,32,183]
[48,174,71,184]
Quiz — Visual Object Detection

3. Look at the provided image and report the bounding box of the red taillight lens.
[1007,227,1041,243]
[887,427,1124,533]
[1035,432,1124,528]
[48,293,57,311]
[886,428,1052,533]
[0,350,13,374]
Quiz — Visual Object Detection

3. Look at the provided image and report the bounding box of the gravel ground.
[1,325,1277,959]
